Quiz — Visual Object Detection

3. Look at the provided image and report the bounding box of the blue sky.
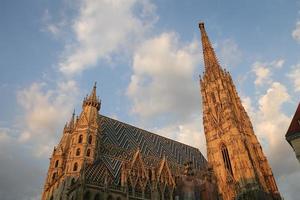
[0,0,300,199]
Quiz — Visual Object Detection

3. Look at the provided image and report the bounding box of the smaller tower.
[65,82,101,177]
[286,102,300,163]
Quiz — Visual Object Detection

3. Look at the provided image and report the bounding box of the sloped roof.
[85,115,207,184]
[286,103,300,141]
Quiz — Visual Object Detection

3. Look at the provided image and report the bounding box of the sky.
[0,0,300,199]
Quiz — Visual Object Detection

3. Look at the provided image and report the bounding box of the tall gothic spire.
[198,22,220,72]
[82,82,101,111]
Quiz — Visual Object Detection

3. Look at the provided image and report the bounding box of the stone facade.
[198,22,281,200]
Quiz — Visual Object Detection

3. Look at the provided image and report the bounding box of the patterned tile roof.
[85,115,207,184]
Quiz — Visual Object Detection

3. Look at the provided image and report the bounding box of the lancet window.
[78,135,83,143]
[73,163,78,171]
[86,149,91,157]
[76,148,81,156]
[54,160,59,168]
[88,135,92,144]
[221,144,233,176]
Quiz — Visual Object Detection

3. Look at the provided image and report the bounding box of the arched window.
[86,149,91,157]
[73,163,78,171]
[78,135,83,143]
[88,135,92,144]
[55,160,59,168]
[76,148,81,156]
[221,144,233,176]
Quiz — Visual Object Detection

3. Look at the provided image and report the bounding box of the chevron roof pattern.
[85,115,207,185]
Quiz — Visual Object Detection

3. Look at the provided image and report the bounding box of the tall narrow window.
[88,135,92,144]
[52,172,57,180]
[76,148,81,156]
[55,160,59,168]
[78,135,83,143]
[221,144,233,176]
[86,149,91,157]
[73,163,78,171]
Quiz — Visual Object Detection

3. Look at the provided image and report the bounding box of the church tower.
[42,83,101,200]
[198,22,281,200]
[65,82,100,176]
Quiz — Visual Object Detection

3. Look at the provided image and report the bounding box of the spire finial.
[68,109,76,129]
[198,21,220,72]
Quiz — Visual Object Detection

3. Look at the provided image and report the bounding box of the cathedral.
[42,23,281,200]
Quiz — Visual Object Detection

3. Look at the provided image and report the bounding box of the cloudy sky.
[0,0,300,199]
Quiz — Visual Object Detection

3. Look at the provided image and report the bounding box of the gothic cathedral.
[41,23,281,200]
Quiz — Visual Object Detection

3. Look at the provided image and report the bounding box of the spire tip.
[199,21,205,29]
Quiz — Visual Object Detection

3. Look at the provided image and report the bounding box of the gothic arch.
[220,143,233,176]
[128,149,148,189]
[157,157,175,187]
[73,163,78,171]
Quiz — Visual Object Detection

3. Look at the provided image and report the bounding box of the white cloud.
[17,81,78,157]
[219,39,242,68]
[287,63,300,92]
[0,127,45,200]
[41,9,67,37]
[252,62,271,86]
[127,32,202,119]
[252,59,284,86]
[59,0,158,75]
[154,115,207,157]
[292,21,300,43]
